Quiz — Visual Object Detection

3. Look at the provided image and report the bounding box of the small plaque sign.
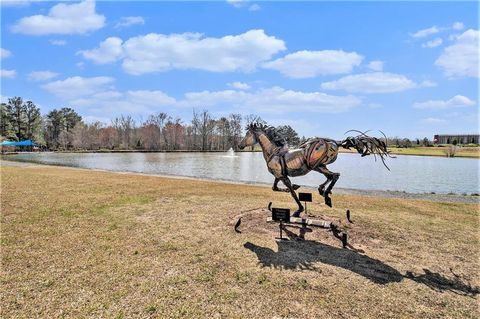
[299,192,312,202]
[272,207,290,223]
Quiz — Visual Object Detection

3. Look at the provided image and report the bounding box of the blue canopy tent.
[0,140,37,147]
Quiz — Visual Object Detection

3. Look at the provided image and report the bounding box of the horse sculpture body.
[239,123,391,217]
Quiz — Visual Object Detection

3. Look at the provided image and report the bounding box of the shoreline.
[1,159,477,204]
[2,146,479,158]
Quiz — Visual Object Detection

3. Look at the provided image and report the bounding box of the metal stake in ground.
[298,192,312,215]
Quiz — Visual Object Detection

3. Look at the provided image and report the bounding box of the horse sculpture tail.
[338,130,394,170]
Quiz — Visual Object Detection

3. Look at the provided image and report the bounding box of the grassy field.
[250,145,480,158]
[1,164,479,318]
[385,146,480,158]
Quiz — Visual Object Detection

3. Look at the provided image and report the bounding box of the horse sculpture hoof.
[325,197,332,207]
[292,212,301,218]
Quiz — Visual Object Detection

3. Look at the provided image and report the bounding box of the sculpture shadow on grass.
[244,237,480,295]
[244,240,403,285]
[406,269,480,297]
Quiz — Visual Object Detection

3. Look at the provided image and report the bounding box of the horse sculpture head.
[239,123,260,150]
[239,122,287,150]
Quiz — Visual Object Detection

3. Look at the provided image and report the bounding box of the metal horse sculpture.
[239,123,391,217]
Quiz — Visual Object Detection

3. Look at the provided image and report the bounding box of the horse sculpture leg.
[315,166,340,208]
[281,177,304,217]
[316,166,332,196]
[272,178,289,192]
[272,177,300,192]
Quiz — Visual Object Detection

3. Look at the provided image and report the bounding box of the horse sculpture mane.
[247,122,286,147]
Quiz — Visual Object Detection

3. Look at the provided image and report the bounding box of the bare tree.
[140,123,160,150]
[198,110,215,151]
[146,112,168,149]
[100,126,118,149]
[72,123,88,149]
[229,113,242,150]
[114,115,135,149]
[191,109,200,150]
[184,124,194,150]
[58,130,73,150]
[216,117,230,150]
[163,117,183,150]
[88,122,102,149]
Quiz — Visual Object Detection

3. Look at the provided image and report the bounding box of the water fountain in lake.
[223,147,237,157]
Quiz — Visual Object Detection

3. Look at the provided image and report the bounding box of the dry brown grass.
[1,164,479,318]
[385,146,480,158]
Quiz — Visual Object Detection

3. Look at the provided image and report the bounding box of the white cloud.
[70,93,159,116]
[42,76,115,99]
[49,39,67,46]
[421,38,443,48]
[126,90,176,106]
[81,29,286,75]
[115,16,145,29]
[27,70,58,82]
[41,76,360,116]
[12,1,105,35]
[413,95,476,110]
[452,22,464,31]
[228,82,251,90]
[1,69,17,78]
[410,26,440,38]
[248,4,260,11]
[78,37,123,64]
[321,72,418,93]
[435,29,479,78]
[227,0,247,8]
[1,48,12,59]
[226,0,260,11]
[263,50,363,78]
[412,23,465,41]
[367,60,384,71]
[41,77,176,116]
[178,87,361,114]
[82,115,112,124]
[1,0,32,7]
[421,117,447,124]
[419,80,437,88]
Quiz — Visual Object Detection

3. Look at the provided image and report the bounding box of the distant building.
[433,134,479,144]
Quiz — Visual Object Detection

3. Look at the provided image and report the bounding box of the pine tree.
[0,103,16,140]
[7,97,27,140]
[24,101,44,143]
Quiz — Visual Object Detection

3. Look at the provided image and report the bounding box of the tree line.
[1,97,301,151]
[1,96,439,151]
[386,137,433,148]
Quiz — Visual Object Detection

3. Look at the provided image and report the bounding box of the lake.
[2,152,479,194]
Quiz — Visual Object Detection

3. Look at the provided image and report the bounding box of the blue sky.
[1,0,478,139]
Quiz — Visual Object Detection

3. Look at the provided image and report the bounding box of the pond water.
[3,152,479,194]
